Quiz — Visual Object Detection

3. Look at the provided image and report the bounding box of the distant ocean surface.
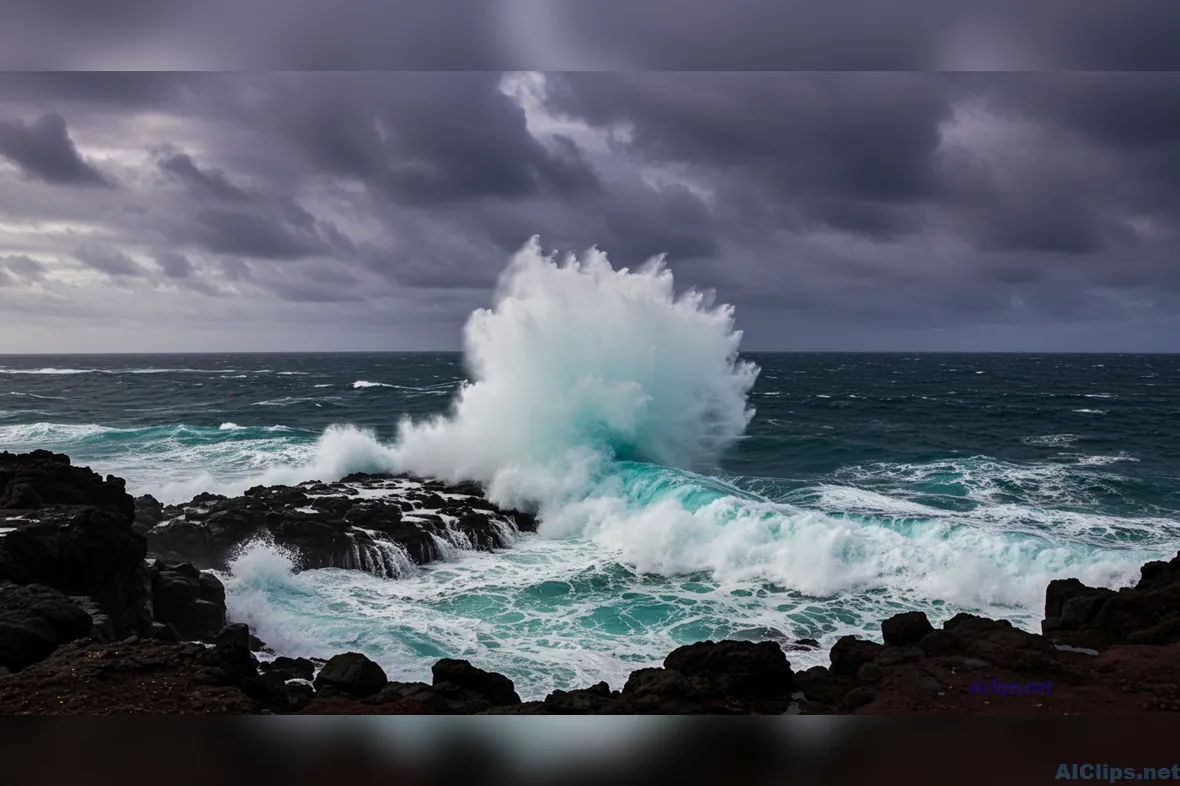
[3,351,1177,698]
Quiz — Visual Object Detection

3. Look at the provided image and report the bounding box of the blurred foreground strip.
[0,718,1177,786]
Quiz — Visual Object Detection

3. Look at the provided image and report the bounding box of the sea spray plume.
[392,236,759,508]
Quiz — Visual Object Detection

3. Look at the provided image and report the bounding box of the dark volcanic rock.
[793,665,857,707]
[68,595,114,641]
[616,640,795,713]
[133,494,165,535]
[214,623,255,650]
[0,582,93,671]
[0,450,134,520]
[314,652,388,697]
[539,682,619,714]
[1041,552,1180,647]
[881,611,935,647]
[0,452,151,638]
[145,475,531,576]
[663,640,793,699]
[919,613,1057,670]
[150,563,227,640]
[261,656,315,683]
[432,658,521,706]
[830,636,884,677]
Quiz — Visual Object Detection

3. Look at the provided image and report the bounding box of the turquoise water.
[3,351,1179,698]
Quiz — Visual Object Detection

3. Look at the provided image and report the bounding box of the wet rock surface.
[143,474,536,577]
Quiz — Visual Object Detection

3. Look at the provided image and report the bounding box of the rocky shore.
[2,449,1178,714]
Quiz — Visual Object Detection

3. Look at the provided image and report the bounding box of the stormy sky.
[0,8,1178,352]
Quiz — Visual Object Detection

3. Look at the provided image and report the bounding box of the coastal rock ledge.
[2,449,1179,715]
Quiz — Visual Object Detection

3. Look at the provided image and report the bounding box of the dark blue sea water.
[3,351,1177,698]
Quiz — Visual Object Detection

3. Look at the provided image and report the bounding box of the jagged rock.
[432,658,521,706]
[150,564,227,640]
[663,640,793,699]
[0,450,134,519]
[0,502,150,637]
[214,623,257,650]
[133,494,165,535]
[314,652,388,697]
[614,640,795,713]
[793,665,857,706]
[1041,552,1180,647]
[540,682,618,714]
[0,582,93,671]
[881,611,934,647]
[921,613,1057,670]
[145,475,530,576]
[69,595,114,641]
[829,636,884,677]
[261,656,315,682]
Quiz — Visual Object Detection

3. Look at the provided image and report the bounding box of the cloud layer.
[0,71,1178,351]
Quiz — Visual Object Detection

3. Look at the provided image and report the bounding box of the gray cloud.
[0,112,111,186]
[3,0,1178,69]
[74,244,145,276]
[1,254,47,280]
[0,70,1177,352]
[152,250,193,279]
[158,150,253,202]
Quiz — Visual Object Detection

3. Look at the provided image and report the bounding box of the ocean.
[2,253,1178,700]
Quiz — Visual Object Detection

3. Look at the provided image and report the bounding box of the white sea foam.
[0,367,95,375]
[353,380,394,388]
[0,422,121,442]
[144,424,398,504]
[392,236,758,505]
[9,392,65,400]
[1021,434,1078,447]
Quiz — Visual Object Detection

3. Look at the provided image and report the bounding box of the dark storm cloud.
[544,73,950,242]
[74,244,145,277]
[218,258,252,282]
[1,255,46,280]
[0,112,111,186]
[152,250,193,279]
[4,0,1179,69]
[546,72,1180,263]
[271,73,601,204]
[973,73,1180,211]
[1,70,1179,351]
[192,207,328,260]
[537,0,1180,69]
[158,151,253,202]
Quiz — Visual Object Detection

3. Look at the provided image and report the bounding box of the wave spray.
[392,236,759,507]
